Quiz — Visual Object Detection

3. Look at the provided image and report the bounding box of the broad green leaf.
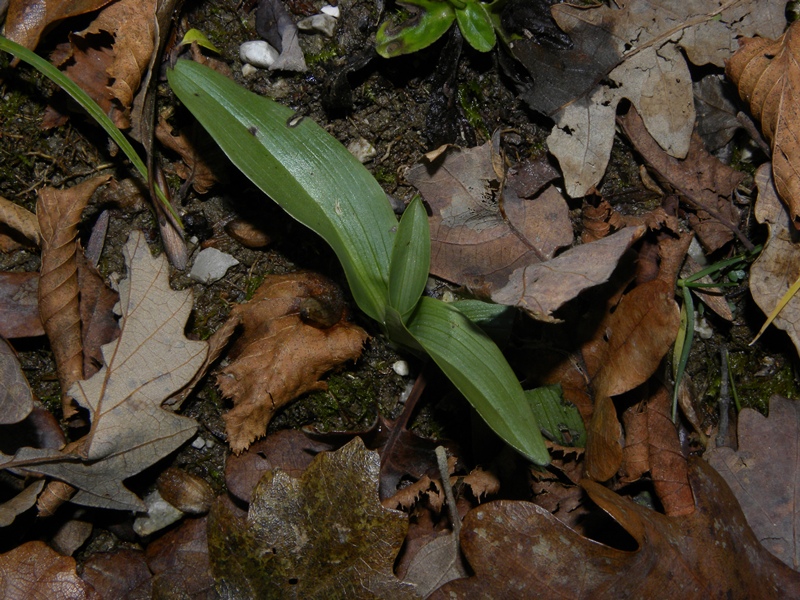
[388,196,430,318]
[452,298,514,343]
[524,385,586,447]
[455,0,496,52]
[167,60,398,322]
[0,36,180,225]
[407,297,549,465]
[376,0,456,58]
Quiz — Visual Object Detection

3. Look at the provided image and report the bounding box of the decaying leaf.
[707,395,800,570]
[727,19,800,226]
[431,459,800,599]
[3,0,114,51]
[749,164,800,357]
[76,251,120,379]
[81,548,153,598]
[0,481,45,528]
[512,0,785,197]
[155,117,222,194]
[0,336,34,425]
[38,175,111,417]
[0,540,91,599]
[0,195,40,246]
[0,272,44,338]
[216,272,368,453]
[17,231,206,511]
[208,437,417,599]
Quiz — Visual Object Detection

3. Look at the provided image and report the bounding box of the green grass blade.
[388,196,430,318]
[0,35,180,226]
[407,297,550,465]
[167,60,398,322]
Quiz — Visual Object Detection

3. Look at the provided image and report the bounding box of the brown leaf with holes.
[728,20,800,227]
[621,386,693,517]
[0,541,92,598]
[431,459,800,599]
[216,272,368,453]
[38,175,111,417]
[0,272,44,338]
[707,395,800,570]
[3,0,114,51]
[618,106,744,252]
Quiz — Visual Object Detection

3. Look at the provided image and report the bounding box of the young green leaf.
[376,0,456,58]
[388,196,430,318]
[167,60,398,322]
[406,297,550,465]
[455,0,496,52]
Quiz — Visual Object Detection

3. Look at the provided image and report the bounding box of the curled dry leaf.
[0,540,91,599]
[707,395,800,570]
[749,164,800,357]
[431,459,800,599]
[216,272,368,453]
[0,195,40,246]
[727,19,800,226]
[208,438,416,599]
[38,175,111,417]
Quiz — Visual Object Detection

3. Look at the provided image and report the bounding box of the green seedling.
[376,0,498,57]
[167,59,550,465]
[0,36,181,226]
[672,246,762,420]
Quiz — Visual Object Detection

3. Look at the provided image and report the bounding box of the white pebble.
[190,247,239,284]
[392,360,410,377]
[191,437,207,450]
[133,490,183,537]
[297,14,337,37]
[320,4,340,17]
[241,63,259,77]
[240,40,279,69]
[347,137,377,163]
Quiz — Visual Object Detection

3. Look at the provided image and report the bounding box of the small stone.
[297,14,337,37]
[189,248,239,284]
[347,137,377,163]
[241,63,259,77]
[225,218,271,248]
[320,4,340,17]
[392,360,410,377]
[191,437,206,449]
[133,490,183,537]
[240,40,279,69]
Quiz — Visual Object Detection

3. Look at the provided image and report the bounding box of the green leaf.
[388,196,430,318]
[0,35,181,226]
[180,29,221,54]
[451,299,514,343]
[376,0,456,58]
[524,385,586,447]
[167,60,398,322]
[406,297,550,465]
[455,0,496,52]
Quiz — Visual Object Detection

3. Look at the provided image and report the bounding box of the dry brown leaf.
[0,272,44,338]
[707,395,800,570]
[618,106,745,252]
[727,19,800,226]
[0,540,91,599]
[81,548,153,598]
[216,272,368,453]
[38,175,111,417]
[750,163,800,356]
[155,117,222,194]
[3,0,114,50]
[0,196,40,246]
[0,481,45,528]
[0,336,34,425]
[431,459,800,599]
[77,251,119,379]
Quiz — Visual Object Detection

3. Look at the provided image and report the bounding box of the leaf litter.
[2,0,800,595]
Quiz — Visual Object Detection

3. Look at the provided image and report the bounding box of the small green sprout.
[376,0,498,57]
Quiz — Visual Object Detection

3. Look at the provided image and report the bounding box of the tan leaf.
[749,163,800,356]
[0,272,44,339]
[38,175,111,417]
[3,0,114,51]
[0,540,91,599]
[216,272,368,453]
[0,195,40,246]
[727,19,800,226]
[707,395,800,570]
[0,337,34,425]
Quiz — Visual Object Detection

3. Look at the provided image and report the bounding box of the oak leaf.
[512,0,785,197]
[208,437,417,599]
[216,272,368,453]
[707,395,800,570]
[727,19,800,226]
[430,459,800,599]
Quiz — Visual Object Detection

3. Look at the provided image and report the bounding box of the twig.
[716,346,730,448]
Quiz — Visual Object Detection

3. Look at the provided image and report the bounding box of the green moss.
[372,166,397,187]
[727,352,800,414]
[457,81,489,139]
[306,45,340,66]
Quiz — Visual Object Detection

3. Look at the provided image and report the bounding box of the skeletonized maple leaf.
[7,231,206,511]
[208,437,417,599]
[707,395,800,570]
[727,19,800,226]
[216,272,368,453]
[512,0,785,197]
[431,459,800,599]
